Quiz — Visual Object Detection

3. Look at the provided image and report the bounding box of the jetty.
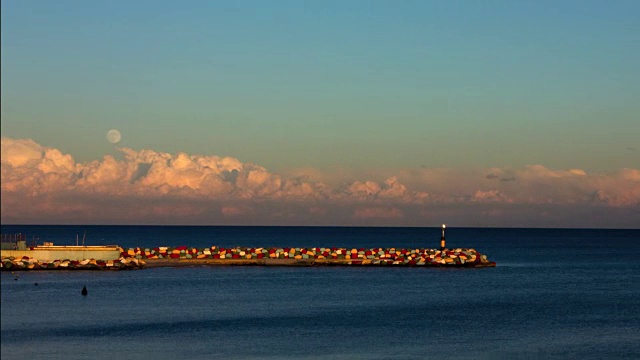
[1,245,495,270]
[0,226,496,271]
[130,224,494,268]
[1,256,144,271]
[134,245,495,268]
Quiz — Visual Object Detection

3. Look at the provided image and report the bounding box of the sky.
[1,0,639,228]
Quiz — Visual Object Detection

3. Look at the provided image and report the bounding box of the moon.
[106,129,121,144]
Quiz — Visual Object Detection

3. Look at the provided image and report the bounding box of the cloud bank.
[1,137,638,228]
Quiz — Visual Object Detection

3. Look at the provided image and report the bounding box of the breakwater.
[124,246,496,267]
[1,256,145,271]
[1,246,496,270]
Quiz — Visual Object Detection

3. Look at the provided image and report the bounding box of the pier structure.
[123,245,495,268]
[1,245,121,262]
[2,227,495,270]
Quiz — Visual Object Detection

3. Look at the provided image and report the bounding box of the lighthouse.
[440,224,446,251]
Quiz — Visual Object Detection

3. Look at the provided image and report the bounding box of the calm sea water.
[1,226,639,359]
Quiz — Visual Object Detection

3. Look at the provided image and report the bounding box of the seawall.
[0,245,121,262]
[1,256,144,271]
[126,246,496,268]
[1,245,496,270]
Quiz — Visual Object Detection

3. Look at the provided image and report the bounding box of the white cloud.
[1,138,44,167]
[378,177,407,198]
[1,137,639,227]
[472,190,511,203]
[348,180,381,197]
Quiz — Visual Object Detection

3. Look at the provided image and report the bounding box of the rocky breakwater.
[128,246,496,267]
[0,256,145,271]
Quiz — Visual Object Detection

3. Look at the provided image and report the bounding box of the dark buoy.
[35,283,38,286]
[81,286,88,296]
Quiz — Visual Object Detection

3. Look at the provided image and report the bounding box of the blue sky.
[1,1,639,227]
[3,0,639,171]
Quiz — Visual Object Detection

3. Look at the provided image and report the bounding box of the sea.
[1,225,639,359]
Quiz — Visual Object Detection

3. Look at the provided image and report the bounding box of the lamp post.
[440,224,446,251]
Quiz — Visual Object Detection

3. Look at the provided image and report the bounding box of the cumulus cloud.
[1,137,639,227]
[472,190,512,203]
[343,176,426,203]
[348,180,381,197]
[1,138,45,167]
